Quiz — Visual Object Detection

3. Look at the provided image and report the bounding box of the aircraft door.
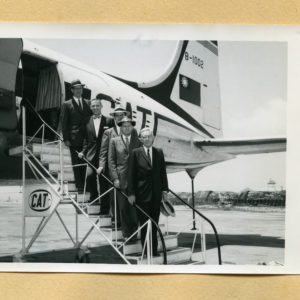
[0,38,23,130]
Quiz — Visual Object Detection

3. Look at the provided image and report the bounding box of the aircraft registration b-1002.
[0,39,286,180]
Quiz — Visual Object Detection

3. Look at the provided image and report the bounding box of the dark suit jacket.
[108,131,142,192]
[128,147,169,204]
[99,125,119,172]
[99,126,139,173]
[82,115,114,164]
[61,97,92,148]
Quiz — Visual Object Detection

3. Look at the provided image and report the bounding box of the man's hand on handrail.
[96,167,103,175]
[128,195,136,206]
[113,179,120,188]
[77,152,84,159]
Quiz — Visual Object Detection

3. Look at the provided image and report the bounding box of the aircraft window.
[125,102,133,118]
[132,110,137,119]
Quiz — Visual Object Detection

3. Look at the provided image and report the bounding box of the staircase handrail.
[168,188,222,265]
[22,98,168,265]
[82,158,168,265]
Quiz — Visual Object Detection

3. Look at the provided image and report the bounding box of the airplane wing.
[194,137,286,156]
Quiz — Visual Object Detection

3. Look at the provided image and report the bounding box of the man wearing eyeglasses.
[128,128,169,256]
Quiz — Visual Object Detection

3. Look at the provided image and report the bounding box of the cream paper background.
[0,23,299,298]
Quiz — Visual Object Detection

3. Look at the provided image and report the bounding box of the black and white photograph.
[0,24,293,273]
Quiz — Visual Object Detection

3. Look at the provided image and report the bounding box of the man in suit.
[128,128,169,256]
[78,97,114,211]
[61,79,92,192]
[97,106,127,225]
[108,117,142,241]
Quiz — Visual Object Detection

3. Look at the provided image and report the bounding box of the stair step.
[102,223,167,241]
[127,247,192,265]
[49,163,74,174]
[174,260,205,265]
[9,145,25,157]
[66,182,77,192]
[93,216,112,226]
[53,182,79,193]
[121,234,178,255]
[73,213,111,225]
[33,143,71,156]
[62,192,90,204]
[85,204,101,216]
[58,172,75,181]
[75,204,100,214]
[9,143,71,157]
[41,153,72,165]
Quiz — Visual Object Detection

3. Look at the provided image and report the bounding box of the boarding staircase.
[9,104,221,265]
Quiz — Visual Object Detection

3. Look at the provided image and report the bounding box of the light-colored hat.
[110,106,127,116]
[117,116,136,126]
[160,199,176,217]
[70,79,85,89]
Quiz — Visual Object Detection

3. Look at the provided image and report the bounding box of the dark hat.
[96,93,113,102]
[160,199,176,217]
[160,202,169,217]
[70,79,85,89]
[118,116,136,126]
[110,106,127,116]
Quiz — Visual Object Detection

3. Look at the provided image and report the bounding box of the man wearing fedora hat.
[108,116,141,241]
[128,128,169,256]
[61,79,92,192]
[98,106,128,173]
[78,96,114,208]
[97,106,127,224]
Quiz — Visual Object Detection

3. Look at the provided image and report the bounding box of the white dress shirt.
[74,96,82,109]
[122,134,131,147]
[143,146,153,164]
[93,115,102,137]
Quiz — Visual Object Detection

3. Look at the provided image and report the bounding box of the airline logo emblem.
[28,189,52,212]
[179,74,201,106]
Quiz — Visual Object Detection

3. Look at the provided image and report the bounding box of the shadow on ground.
[174,232,285,251]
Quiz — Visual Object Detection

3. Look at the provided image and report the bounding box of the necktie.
[78,99,82,110]
[125,137,129,149]
[147,148,151,164]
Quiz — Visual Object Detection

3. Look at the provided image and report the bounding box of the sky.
[34,39,287,192]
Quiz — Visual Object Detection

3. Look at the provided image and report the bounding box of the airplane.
[0,38,286,182]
